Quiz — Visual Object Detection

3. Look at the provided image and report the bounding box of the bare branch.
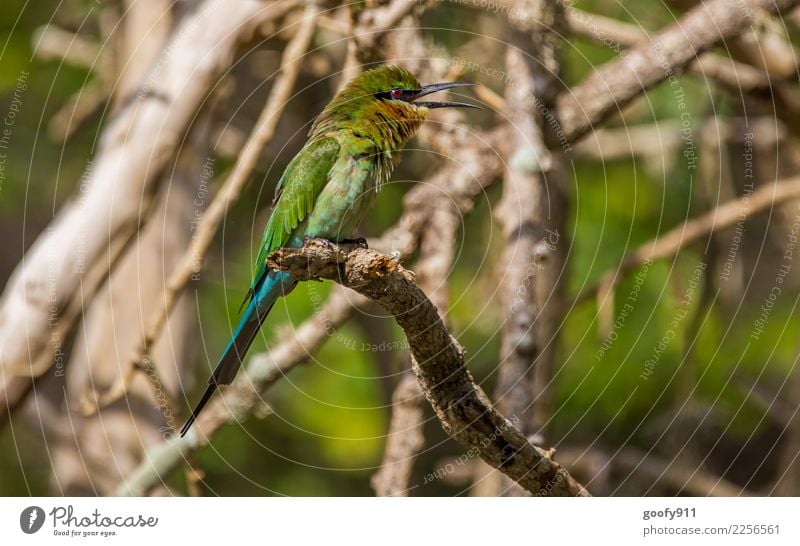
[557,0,800,143]
[669,0,800,81]
[615,448,751,497]
[370,375,425,496]
[773,335,800,495]
[574,175,800,307]
[493,10,551,439]
[565,8,773,94]
[566,7,800,137]
[266,240,588,496]
[572,117,783,162]
[340,0,421,85]
[558,447,749,496]
[32,24,102,68]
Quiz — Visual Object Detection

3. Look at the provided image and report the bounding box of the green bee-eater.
[180,65,476,436]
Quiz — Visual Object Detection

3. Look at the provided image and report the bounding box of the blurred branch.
[559,447,749,496]
[0,0,285,426]
[489,26,550,500]
[340,0,421,84]
[572,117,783,162]
[574,175,800,308]
[265,239,588,496]
[0,378,33,429]
[615,448,750,497]
[370,375,425,496]
[114,0,174,107]
[118,284,368,496]
[774,333,800,495]
[78,2,320,418]
[670,0,799,81]
[44,0,188,496]
[493,0,562,449]
[565,8,773,94]
[556,0,800,143]
[32,24,101,68]
[47,81,108,143]
[566,7,800,137]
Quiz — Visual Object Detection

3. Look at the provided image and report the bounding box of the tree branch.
[565,7,773,95]
[556,0,800,143]
[565,7,800,137]
[574,175,800,307]
[266,239,588,496]
[370,375,425,496]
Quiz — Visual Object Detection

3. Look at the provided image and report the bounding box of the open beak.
[410,82,480,109]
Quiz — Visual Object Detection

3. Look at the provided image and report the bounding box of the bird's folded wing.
[241,136,340,310]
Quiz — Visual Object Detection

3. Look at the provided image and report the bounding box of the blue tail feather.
[180,270,295,436]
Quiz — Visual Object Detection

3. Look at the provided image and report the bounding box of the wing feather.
[243,137,340,307]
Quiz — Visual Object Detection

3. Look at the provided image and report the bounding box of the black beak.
[410,82,480,109]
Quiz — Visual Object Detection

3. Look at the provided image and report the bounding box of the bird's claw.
[302,236,337,251]
[340,237,369,249]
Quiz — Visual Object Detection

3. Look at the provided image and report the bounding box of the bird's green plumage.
[246,65,428,306]
[311,65,426,146]
[181,64,470,437]
[251,136,340,294]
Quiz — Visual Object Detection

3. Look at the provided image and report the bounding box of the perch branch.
[266,240,588,496]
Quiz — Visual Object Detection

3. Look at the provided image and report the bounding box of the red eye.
[389,88,403,99]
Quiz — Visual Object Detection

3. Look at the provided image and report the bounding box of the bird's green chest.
[304,149,389,241]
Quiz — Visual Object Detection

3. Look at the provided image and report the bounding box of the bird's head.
[310,65,476,148]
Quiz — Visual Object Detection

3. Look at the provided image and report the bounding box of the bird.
[180,64,477,437]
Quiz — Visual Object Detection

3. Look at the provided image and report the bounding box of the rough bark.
[267,240,588,496]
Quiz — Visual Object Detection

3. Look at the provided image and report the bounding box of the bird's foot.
[339,237,369,249]
[302,236,338,251]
